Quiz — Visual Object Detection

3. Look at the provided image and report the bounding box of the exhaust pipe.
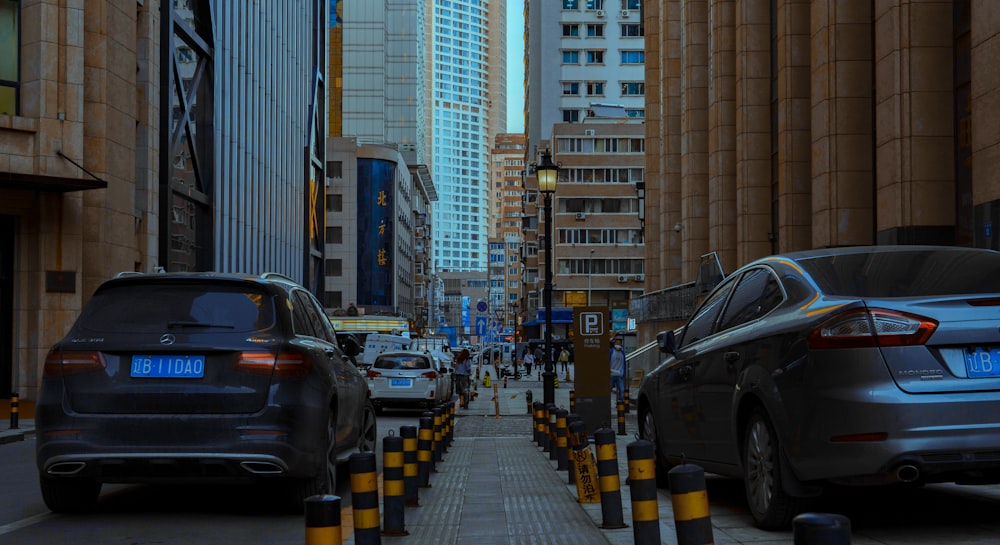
[894,464,920,483]
[239,461,285,475]
[47,461,87,476]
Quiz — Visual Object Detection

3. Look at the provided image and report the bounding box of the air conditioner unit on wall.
[584,129,596,136]
[617,275,628,283]
[575,212,587,220]
[596,9,605,17]
[634,274,644,282]
[621,9,630,17]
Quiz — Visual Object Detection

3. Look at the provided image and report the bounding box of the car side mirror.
[656,330,677,355]
[339,334,362,358]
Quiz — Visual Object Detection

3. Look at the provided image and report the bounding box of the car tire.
[639,406,673,488]
[40,476,101,513]
[358,401,378,453]
[743,407,800,530]
[279,412,337,513]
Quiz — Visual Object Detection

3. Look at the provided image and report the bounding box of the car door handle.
[678,365,693,381]
[324,348,336,357]
[723,351,740,363]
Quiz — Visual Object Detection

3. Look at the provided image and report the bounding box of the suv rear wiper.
[166,321,236,329]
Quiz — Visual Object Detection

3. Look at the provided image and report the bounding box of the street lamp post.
[535,149,559,405]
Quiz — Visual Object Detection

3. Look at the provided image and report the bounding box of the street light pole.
[534,149,559,405]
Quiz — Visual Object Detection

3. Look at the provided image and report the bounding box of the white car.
[367,350,452,413]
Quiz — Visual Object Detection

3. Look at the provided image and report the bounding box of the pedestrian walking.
[609,340,625,404]
[522,350,534,376]
[558,346,570,373]
[454,348,473,409]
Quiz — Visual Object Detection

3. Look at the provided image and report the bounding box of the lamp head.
[535,149,559,194]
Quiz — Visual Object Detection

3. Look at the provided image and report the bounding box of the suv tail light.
[420,370,438,379]
[235,351,311,378]
[808,308,937,349]
[43,351,107,378]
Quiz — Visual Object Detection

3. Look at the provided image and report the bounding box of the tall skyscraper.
[429,0,506,272]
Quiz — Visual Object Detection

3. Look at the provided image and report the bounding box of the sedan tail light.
[808,308,937,349]
[235,351,311,378]
[366,370,382,379]
[43,351,107,378]
[420,371,438,379]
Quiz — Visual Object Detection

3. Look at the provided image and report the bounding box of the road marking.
[0,513,55,536]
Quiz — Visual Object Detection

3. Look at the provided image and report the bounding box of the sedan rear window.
[76,283,276,333]
[375,356,431,370]
[798,249,1000,297]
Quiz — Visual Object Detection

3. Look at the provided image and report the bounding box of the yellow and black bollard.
[532,401,545,445]
[555,408,569,471]
[569,420,600,504]
[304,494,342,545]
[525,390,533,415]
[569,390,576,414]
[431,408,444,463]
[547,405,559,460]
[348,451,381,545]
[669,464,714,545]
[8,392,18,430]
[438,406,450,455]
[381,433,408,536]
[400,425,420,506]
[624,388,631,414]
[447,401,456,446]
[540,404,551,452]
[594,428,627,529]
[503,376,508,388]
[617,400,627,435]
[566,414,582,485]
[417,415,434,486]
[626,440,662,545]
[792,512,852,545]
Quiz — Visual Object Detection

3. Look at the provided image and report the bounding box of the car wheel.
[279,412,337,513]
[40,476,101,513]
[743,407,800,530]
[639,406,673,488]
[358,401,378,453]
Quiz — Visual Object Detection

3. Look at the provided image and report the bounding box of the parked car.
[367,350,452,412]
[35,272,377,513]
[637,245,1000,530]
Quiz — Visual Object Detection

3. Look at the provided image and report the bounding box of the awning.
[0,171,107,192]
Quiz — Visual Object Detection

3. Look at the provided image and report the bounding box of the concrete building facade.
[638,0,1000,337]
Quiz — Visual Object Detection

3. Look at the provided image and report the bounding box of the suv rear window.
[798,249,1000,297]
[374,355,431,370]
[76,282,276,333]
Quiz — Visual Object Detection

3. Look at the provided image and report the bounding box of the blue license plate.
[389,378,413,388]
[964,348,1000,378]
[131,355,206,379]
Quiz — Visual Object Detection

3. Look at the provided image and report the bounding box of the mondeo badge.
[159,333,176,345]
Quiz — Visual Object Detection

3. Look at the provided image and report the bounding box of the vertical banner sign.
[573,307,611,434]
[357,159,395,307]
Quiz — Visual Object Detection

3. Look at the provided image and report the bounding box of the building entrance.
[0,215,13,398]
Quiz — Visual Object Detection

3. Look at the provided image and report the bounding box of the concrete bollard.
[626,440,661,545]
[417,415,434,486]
[381,434,408,536]
[400,425,419,506]
[304,494,342,545]
[669,464,714,545]
[555,408,569,471]
[594,428,627,529]
[616,400,626,435]
[348,451,381,545]
[793,513,852,545]
[432,408,444,462]
[8,392,18,430]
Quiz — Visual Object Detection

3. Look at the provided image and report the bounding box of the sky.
[506,0,525,133]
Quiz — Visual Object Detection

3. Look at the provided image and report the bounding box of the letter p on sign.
[580,312,603,336]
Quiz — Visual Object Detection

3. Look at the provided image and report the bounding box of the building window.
[561,82,581,96]
[326,226,343,244]
[562,0,579,9]
[626,108,645,118]
[0,0,19,116]
[586,24,604,37]
[562,24,580,37]
[562,109,581,123]
[586,0,605,8]
[625,0,641,8]
[327,160,343,178]
[586,81,605,95]
[562,50,580,64]
[324,291,343,309]
[621,23,643,37]
[620,50,645,64]
[325,259,343,276]
[327,194,343,212]
[620,81,644,96]
[586,50,604,64]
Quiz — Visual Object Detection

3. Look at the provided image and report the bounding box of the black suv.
[35,272,376,512]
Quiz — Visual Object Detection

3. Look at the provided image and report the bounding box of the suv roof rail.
[259,272,297,283]
[114,271,144,278]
